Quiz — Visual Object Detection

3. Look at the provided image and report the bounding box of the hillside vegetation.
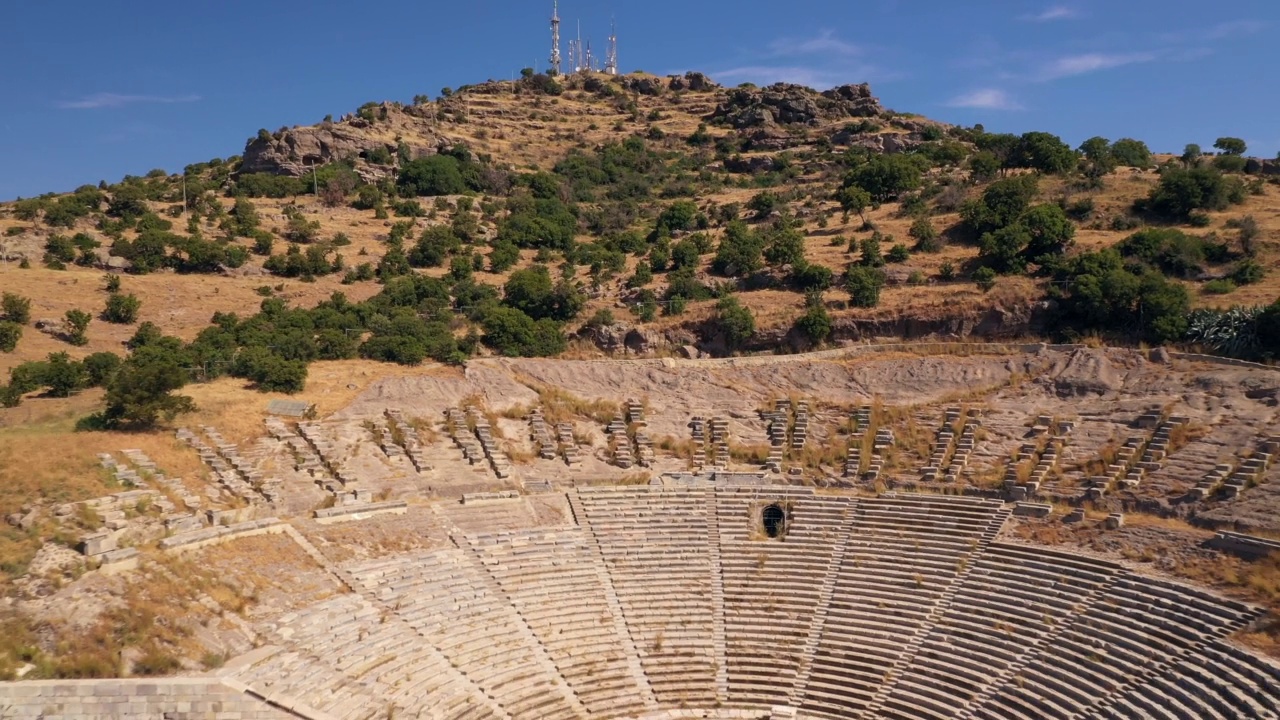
[1,70,1279,423]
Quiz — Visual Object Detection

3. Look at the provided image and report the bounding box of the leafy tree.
[375,244,412,281]
[103,293,141,324]
[1,293,30,324]
[712,220,765,276]
[669,238,701,271]
[488,240,521,272]
[858,236,884,268]
[397,155,468,197]
[1078,136,1112,165]
[845,265,885,307]
[715,296,756,352]
[44,234,77,266]
[503,265,584,321]
[233,347,307,393]
[763,226,805,268]
[1018,204,1076,265]
[747,191,782,219]
[844,154,927,201]
[1181,144,1202,167]
[480,306,565,357]
[909,217,941,252]
[409,225,461,268]
[836,186,872,221]
[655,200,699,234]
[82,352,122,386]
[65,309,91,346]
[1110,138,1153,168]
[967,151,1001,182]
[88,343,196,429]
[1214,137,1247,156]
[960,174,1039,237]
[793,294,832,346]
[1140,165,1239,220]
[789,261,834,292]
[0,322,20,352]
[1011,131,1077,174]
[41,352,86,397]
[979,225,1032,274]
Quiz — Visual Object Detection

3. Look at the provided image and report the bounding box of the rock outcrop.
[668,72,717,92]
[240,111,444,177]
[709,82,884,129]
[619,75,666,96]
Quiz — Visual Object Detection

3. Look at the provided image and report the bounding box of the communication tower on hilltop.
[604,19,618,75]
[549,1,562,75]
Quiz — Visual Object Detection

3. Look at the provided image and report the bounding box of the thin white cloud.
[1023,5,1078,22]
[1207,19,1264,39]
[767,30,862,57]
[1037,52,1156,80]
[946,88,1024,111]
[57,92,202,110]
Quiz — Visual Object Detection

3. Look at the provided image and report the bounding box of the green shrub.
[974,266,997,292]
[1,293,31,324]
[1231,259,1265,286]
[102,293,141,324]
[64,309,91,346]
[939,261,956,281]
[0,322,21,352]
[793,298,832,346]
[886,244,910,263]
[715,296,755,352]
[1202,279,1236,295]
[845,265,885,307]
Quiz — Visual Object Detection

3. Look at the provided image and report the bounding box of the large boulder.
[668,72,717,92]
[820,83,883,117]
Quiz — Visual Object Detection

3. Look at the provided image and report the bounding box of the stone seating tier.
[26,487,1278,720]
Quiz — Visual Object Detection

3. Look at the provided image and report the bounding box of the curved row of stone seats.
[877,543,1124,720]
[239,592,497,720]
[1093,640,1280,720]
[574,486,719,707]
[466,527,652,718]
[714,488,855,706]
[799,495,1008,719]
[971,572,1263,720]
[346,548,583,720]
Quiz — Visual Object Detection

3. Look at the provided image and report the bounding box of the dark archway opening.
[762,504,786,539]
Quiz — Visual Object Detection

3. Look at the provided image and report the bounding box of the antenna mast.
[604,18,618,75]
[549,1,561,75]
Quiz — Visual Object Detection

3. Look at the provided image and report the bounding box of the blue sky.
[1,0,1276,200]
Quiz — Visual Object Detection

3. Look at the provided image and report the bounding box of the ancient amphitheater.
[5,344,1280,719]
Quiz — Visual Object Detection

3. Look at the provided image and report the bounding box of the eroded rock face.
[710,82,885,129]
[241,115,444,177]
[242,124,389,176]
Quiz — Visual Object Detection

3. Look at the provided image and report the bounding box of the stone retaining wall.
[0,677,329,719]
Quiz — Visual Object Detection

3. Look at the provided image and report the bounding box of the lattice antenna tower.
[549,1,562,75]
[576,20,583,72]
[604,18,618,75]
